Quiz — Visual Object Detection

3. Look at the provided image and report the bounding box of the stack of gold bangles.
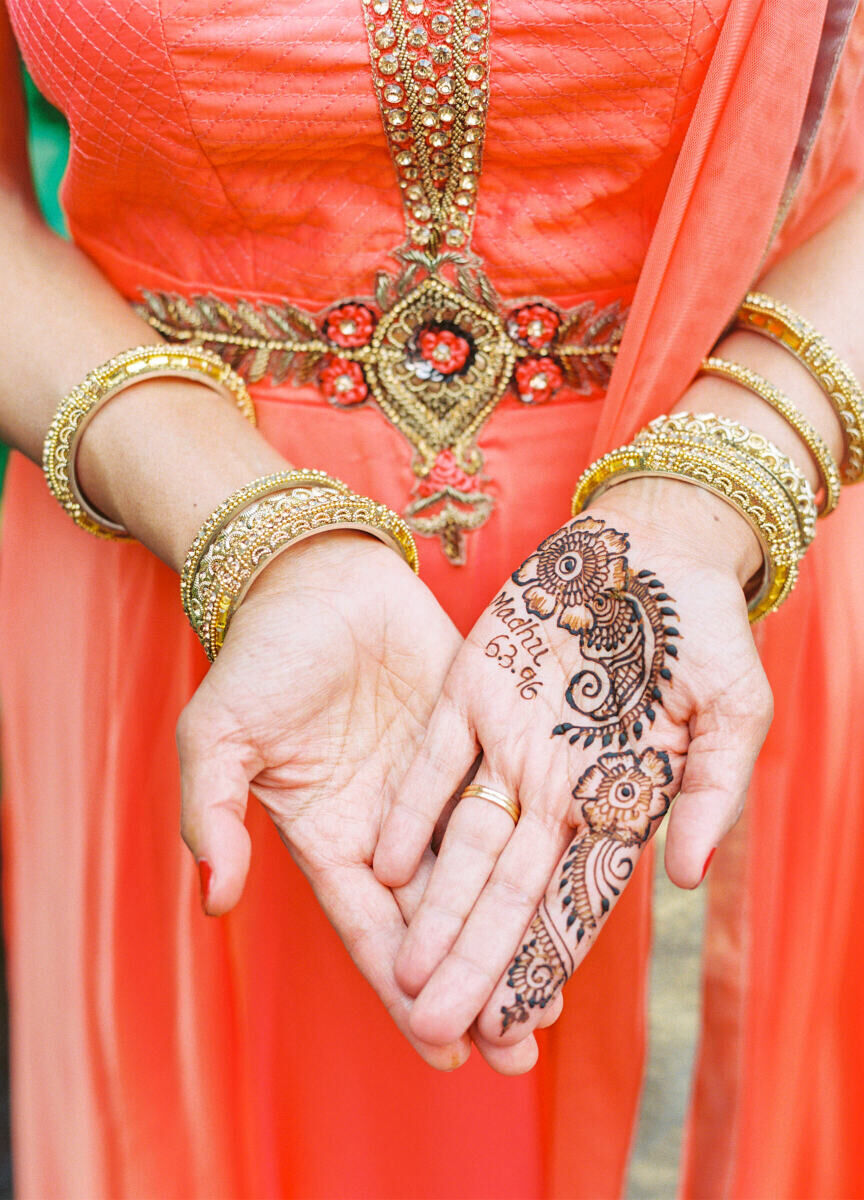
[41,342,419,658]
[39,290,864,640]
[181,471,418,660]
[573,291,864,622]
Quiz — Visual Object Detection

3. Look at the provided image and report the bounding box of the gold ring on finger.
[460,783,521,825]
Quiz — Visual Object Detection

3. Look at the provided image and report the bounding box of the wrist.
[245,527,402,604]
[680,330,845,494]
[593,473,763,588]
[75,376,287,571]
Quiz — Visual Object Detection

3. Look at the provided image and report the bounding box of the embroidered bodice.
[12,0,727,302]
[11,0,729,561]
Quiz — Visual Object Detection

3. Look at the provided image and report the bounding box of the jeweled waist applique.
[136,277,624,561]
[134,0,626,563]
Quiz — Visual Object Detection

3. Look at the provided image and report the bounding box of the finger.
[177,714,253,917]
[395,849,540,1071]
[313,859,472,1072]
[535,991,564,1029]
[395,768,520,996]
[665,680,773,888]
[475,748,685,1044]
[392,847,437,917]
[409,808,570,1045]
[374,691,478,888]
[470,1024,539,1075]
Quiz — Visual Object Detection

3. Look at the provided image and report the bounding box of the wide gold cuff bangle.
[179,468,350,620]
[572,422,808,622]
[42,345,256,540]
[184,479,420,659]
[700,356,841,516]
[638,411,817,551]
[735,291,864,486]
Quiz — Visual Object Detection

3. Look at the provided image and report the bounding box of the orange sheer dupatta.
[537,3,864,1198]
[597,0,833,448]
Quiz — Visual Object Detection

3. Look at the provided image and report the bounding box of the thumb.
[665,682,773,888]
[177,711,253,916]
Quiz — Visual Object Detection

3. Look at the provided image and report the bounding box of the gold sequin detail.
[363,0,490,251]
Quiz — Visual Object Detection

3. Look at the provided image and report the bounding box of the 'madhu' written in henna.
[510,516,680,747]
[489,590,550,668]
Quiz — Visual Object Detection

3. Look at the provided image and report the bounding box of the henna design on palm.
[500,747,673,1031]
[511,517,680,746]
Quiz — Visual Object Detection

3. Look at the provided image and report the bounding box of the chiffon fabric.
[3,1,864,1197]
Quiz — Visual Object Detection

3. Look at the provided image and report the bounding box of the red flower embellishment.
[510,304,560,349]
[418,449,479,497]
[320,358,369,407]
[418,327,471,375]
[515,357,563,404]
[324,303,376,348]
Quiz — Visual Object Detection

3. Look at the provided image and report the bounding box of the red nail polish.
[700,849,716,883]
[198,859,213,908]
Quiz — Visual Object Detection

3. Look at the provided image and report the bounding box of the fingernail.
[700,849,716,883]
[197,859,213,909]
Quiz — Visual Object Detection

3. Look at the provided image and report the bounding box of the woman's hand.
[374,479,774,1046]
[175,530,541,1073]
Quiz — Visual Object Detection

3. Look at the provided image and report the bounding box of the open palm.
[375,492,773,1047]
[177,532,538,1071]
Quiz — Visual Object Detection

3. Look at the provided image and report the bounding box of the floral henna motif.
[561,750,671,935]
[514,516,628,633]
[500,748,673,1032]
[577,749,672,844]
[512,517,680,746]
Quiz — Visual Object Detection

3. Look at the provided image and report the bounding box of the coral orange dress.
[3,1,864,1197]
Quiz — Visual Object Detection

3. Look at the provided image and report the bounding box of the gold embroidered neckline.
[362,0,490,254]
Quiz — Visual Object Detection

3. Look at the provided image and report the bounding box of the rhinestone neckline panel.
[362,0,491,253]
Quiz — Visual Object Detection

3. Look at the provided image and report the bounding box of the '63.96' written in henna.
[510,516,680,747]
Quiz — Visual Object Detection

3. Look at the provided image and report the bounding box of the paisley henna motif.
[512,516,679,745]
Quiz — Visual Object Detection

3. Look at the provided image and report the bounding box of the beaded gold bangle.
[639,411,817,551]
[186,484,419,659]
[700,356,841,517]
[179,468,350,622]
[735,291,864,486]
[572,429,805,622]
[42,345,256,539]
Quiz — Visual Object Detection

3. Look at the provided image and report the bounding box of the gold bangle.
[187,487,419,659]
[639,412,817,551]
[42,345,256,539]
[572,435,803,622]
[180,468,350,624]
[735,291,864,486]
[700,356,841,516]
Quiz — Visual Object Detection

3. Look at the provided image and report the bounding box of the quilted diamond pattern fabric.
[9,0,727,303]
